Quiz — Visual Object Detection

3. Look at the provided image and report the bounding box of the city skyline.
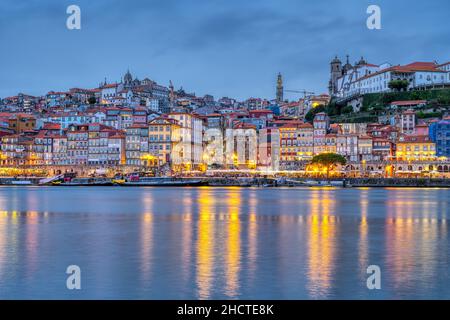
[1,0,450,100]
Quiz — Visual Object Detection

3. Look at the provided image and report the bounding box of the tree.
[388,80,409,92]
[310,153,347,179]
[342,105,353,114]
[88,97,96,105]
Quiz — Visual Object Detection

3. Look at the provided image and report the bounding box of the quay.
[0,176,449,188]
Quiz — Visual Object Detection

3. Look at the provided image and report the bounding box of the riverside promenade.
[0,176,449,188]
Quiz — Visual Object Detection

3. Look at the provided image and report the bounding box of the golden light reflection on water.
[181,190,193,286]
[196,189,216,299]
[0,188,447,299]
[247,191,258,285]
[385,191,443,292]
[0,211,7,277]
[307,190,337,298]
[359,190,369,273]
[140,195,154,284]
[225,189,241,298]
[196,188,243,299]
[25,211,39,277]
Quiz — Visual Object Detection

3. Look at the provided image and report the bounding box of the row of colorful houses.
[0,107,448,172]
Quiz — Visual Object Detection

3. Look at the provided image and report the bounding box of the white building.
[203,128,224,166]
[337,134,358,162]
[258,127,280,171]
[331,57,450,99]
[101,84,119,103]
[224,124,258,168]
[168,113,203,168]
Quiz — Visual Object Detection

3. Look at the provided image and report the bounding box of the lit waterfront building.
[1,134,32,166]
[87,123,124,165]
[279,123,300,168]
[324,134,337,153]
[106,132,125,165]
[357,135,373,162]
[203,127,224,167]
[125,124,149,166]
[395,135,436,161]
[224,122,257,169]
[296,122,314,161]
[148,117,181,166]
[168,112,203,169]
[67,124,89,165]
[371,138,393,161]
[258,127,280,171]
[313,112,330,155]
[336,134,358,162]
[51,134,68,165]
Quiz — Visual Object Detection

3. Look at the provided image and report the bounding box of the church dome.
[331,56,341,64]
[357,56,367,66]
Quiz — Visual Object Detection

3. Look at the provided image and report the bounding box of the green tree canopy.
[310,153,347,179]
[341,105,353,114]
[305,104,326,122]
[388,80,409,92]
[88,97,96,105]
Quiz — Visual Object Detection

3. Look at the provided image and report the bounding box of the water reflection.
[140,212,153,285]
[25,211,39,279]
[181,190,193,288]
[359,189,369,279]
[0,211,7,278]
[0,187,448,299]
[306,190,337,298]
[247,191,258,287]
[224,189,241,298]
[385,191,444,297]
[196,189,216,299]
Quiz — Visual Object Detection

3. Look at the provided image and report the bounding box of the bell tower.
[276,73,283,103]
[329,56,342,95]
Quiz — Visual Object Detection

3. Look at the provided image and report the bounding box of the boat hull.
[118,180,208,187]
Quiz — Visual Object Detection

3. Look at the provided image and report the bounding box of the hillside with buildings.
[0,59,449,178]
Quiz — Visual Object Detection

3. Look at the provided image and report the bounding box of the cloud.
[0,0,449,100]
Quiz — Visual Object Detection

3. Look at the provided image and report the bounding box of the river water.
[0,186,448,299]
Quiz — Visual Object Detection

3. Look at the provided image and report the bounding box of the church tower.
[169,80,175,110]
[124,69,133,86]
[329,56,342,96]
[276,73,283,103]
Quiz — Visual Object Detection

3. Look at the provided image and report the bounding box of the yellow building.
[148,117,181,166]
[8,114,36,133]
[395,135,436,161]
[297,123,314,160]
[279,124,298,163]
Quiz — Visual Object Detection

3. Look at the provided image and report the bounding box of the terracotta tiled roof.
[398,135,433,143]
[391,100,427,106]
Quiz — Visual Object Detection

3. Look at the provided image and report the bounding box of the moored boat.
[57,178,113,186]
[10,180,33,185]
[119,179,208,187]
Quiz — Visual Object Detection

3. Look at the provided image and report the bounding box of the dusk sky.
[1,0,449,100]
